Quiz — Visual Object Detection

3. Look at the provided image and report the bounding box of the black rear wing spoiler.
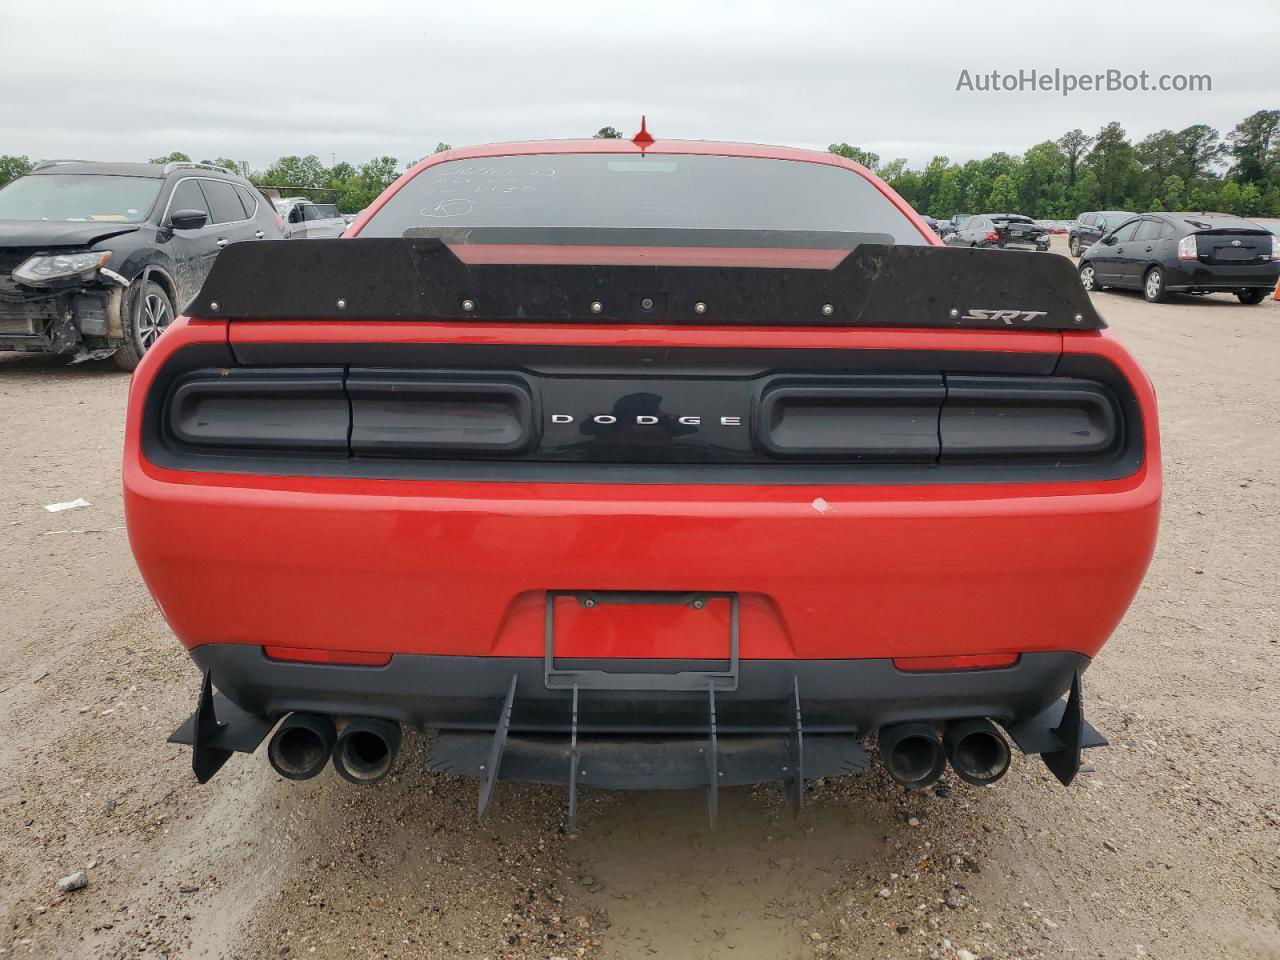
[190,237,1104,331]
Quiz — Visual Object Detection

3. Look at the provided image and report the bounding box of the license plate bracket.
[544,591,739,692]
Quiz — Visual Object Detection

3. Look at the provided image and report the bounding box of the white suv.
[273,198,347,239]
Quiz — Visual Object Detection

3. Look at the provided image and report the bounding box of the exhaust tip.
[878,721,946,789]
[332,717,402,785]
[944,718,1011,786]
[267,713,337,781]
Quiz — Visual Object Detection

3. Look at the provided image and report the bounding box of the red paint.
[125,320,1160,664]
[550,594,733,660]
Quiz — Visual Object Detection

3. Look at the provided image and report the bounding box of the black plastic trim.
[143,343,1144,485]
[167,367,348,453]
[940,376,1119,460]
[756,375,945,460]
[189,643,1092,733]
[347,371,536,456]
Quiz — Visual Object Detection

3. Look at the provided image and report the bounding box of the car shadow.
[1090,288,1265,309]
[0,351,128,378]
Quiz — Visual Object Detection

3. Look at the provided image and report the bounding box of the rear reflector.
[893,653,1019,672]
[263,646,392,667]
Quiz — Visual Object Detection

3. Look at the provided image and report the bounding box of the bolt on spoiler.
[189,236,1105,331]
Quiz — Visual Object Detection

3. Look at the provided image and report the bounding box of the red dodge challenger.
[124,133,1160,820]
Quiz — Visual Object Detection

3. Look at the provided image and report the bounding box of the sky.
[2,0,1275,172]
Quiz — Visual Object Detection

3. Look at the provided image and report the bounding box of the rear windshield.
[0,174,162,223]
[360,153,928,247]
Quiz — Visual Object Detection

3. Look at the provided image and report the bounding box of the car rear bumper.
[192,641,1091,733]
[1164,261,1280,290]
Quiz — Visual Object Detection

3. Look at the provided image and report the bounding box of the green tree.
[916,156,951,215]
[986,173,1019,212]
[1136,130,1180,185]
[1160,175,1186,211]
[828,143,880,170]
[149,151,191,165]
[929,166,962,219]
[1057,129,1092,186]
[1227,110,1279,184]
[260,154,327,190]
[1217,180,1242,215]
[433,142,452,154]
[0,154,33,188]
[1086,122,1141,208]
[594,127,622,139]
[359,156,400,190]
[1187,181,1221,212]
[1237,182,1264,217]
[1173,124,1224,183]
[1016,141,1066,217]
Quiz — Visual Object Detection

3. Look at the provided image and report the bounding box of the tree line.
[2,110,1276,219]
[830,109,1280,219]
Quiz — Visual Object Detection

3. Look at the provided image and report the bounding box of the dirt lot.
[2,249,1278,959]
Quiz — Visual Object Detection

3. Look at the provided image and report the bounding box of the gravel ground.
[1,246,1277,959]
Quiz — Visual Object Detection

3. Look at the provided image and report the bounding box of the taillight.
[1270,235,1280,261]
[985,231,999,243]
[274,212,285,231]
[1177,235,1198,260]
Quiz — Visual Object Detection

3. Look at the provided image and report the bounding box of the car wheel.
[114,279,174,371]
[1236,288,1268,305]
[1069,236,1080,257]
[1079,262,1101,292]
[1143,267,1167,304]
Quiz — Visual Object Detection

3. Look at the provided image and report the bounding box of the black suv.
[1069,211,1136,257]
[0,160,283,369]
[942,213,1049,251]
[1077,212,1280,304]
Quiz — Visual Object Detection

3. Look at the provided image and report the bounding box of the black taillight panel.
[939,377,1118,460]
[347,372,534,456]
[757,377,944,460]
[167,368,348,453]
[150,350,1137,484]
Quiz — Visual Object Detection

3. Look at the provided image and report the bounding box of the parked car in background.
[1069,211,1136,257]
[1078,212,1280,304]
[273,198,347,239]
[1037,220,1068,235]
[937,214,968,238]
[917,213,941,235]
[943,213,1050,251]
[0,160,282,368]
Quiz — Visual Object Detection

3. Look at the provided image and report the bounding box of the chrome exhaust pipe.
[878,721,947,789]
[944,718,1012,786]
[267,713,336,781]
[332,717,402,785]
